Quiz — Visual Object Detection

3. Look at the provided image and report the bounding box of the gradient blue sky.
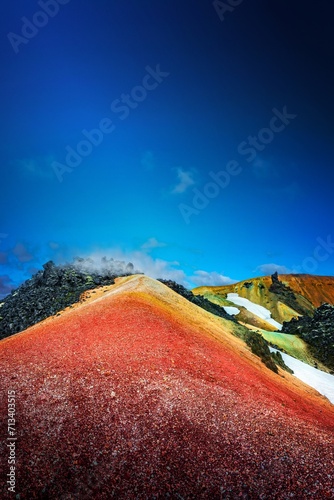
[1,0,334,296]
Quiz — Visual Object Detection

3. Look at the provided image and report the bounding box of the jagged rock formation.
[0,258,137,339]
[282,303,334,372]
[269,272,309,316]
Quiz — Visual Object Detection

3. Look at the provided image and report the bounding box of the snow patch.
[270,348,334,404]
[223,306,240,316]
[227,293,282,330]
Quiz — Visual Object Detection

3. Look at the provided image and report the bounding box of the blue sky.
[1,0,334,296]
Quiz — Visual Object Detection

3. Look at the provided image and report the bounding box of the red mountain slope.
[1,276,333,499]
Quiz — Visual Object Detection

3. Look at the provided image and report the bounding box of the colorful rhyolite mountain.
[193,273,334,367]
[0,275,333,499]
[193,274,334,324]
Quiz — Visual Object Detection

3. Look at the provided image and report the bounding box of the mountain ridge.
[193,273,334,318]
[193,272,334,372]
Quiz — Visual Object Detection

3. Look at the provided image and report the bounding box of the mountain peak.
[1,271,333,498]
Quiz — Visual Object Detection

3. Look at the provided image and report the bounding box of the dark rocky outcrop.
[270,350,294,374]
[282,303,334,372]
[244,331,279,373]
[269,272,308,316]
[243,282,253,289]
[0,259,136,340]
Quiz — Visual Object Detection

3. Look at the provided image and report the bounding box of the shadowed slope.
[1,276,333,499]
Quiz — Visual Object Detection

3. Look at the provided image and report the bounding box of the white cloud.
[171,168,195,194]
[141,237,167,252]
[190,270,237,287]
[256,263,292,275]
[76,249,187,285]
[72,250,241,289]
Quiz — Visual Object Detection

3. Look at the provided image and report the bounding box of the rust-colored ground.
[1,276,333,499]
[280,274,334,307]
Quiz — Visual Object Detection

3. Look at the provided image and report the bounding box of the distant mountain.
[1,275,333,498]
[193,272,334,372]
[193,272,334,324]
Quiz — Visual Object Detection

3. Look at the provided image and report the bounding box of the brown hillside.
[279,274,334,307]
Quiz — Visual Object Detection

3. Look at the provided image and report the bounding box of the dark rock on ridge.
[282,303,334,372]
[0,258,136,340]
[269,272,308,316]
[158,279,236,322]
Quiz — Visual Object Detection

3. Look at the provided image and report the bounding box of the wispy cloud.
[189,270,237,287]
[256,263,292,275]
[171,168,196,194]
[77,249,187,285]
[141,237,167,252]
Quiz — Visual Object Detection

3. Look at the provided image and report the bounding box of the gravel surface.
[1,276,333,499]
